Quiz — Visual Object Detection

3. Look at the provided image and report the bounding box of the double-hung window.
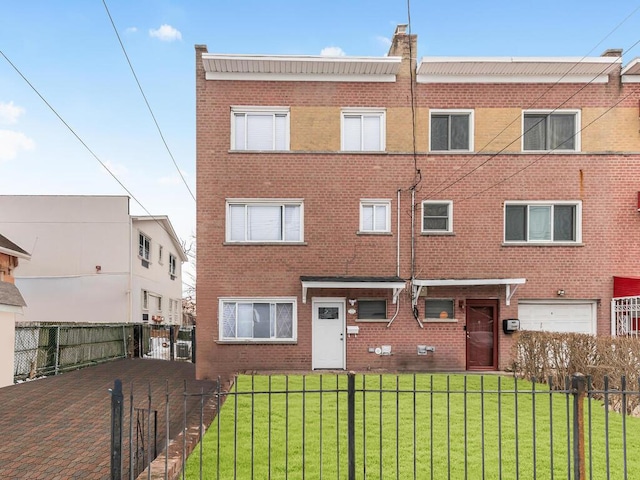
[169,254,177,279]
[232,107,290,151]
[522,111,579,151]
[429,110,473,151]
[139,233,151,267]
[422,201,453,234]
[360,200,391,233]
[227,200,303,243]
[341,109,385,151]
[504,201,581,243]
[220,298,296,341]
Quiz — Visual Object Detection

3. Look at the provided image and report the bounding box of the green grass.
[185,374,640,479]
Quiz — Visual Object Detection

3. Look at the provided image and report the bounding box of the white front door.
[312,298,345,369]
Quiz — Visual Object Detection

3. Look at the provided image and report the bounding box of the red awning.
[613,276,640,297]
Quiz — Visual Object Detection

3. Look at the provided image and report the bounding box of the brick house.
[195,25,640,379]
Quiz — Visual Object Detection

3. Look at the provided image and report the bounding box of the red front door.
[466,299,498,370]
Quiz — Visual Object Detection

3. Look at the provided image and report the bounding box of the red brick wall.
[195,43,640,379]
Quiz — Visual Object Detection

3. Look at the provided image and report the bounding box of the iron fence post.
[169,325,175,361]
[111,379,124,480]
[54,325,60,375]
[348,371,355,480]
[191,325,196,363]
[572,373,586,480]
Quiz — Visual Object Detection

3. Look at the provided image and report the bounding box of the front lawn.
[185,374,640,479]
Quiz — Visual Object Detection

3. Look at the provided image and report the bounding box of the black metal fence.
[110,372,640,479]
[15,323,195,381]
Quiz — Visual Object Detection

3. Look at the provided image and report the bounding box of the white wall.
[0,311,17,388]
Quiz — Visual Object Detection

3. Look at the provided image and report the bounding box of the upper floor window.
[422,201,453,234]
[231,107,290,151]
[429,110,473,152]
[158,245,164,264]
[360,200,391,233]
[227,200,303,243]
[341,109,385,151]
[139,233,150,267]
[522,111,580,152]
[504,201,581,244]
[142,290,149,310]
[169,254,177,279]
[220,298,296,341]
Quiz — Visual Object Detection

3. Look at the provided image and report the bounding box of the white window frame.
[341,108,386,152]
[425,298,456,322]
[225,199,304,243]
[142,290,149,311]
[504,200,582,244]
[429,109,474,152]
[169,253,177,279]
[219,297,298,342]
[158,245,164,265]
[359,199,391,234]
[521,110,581,152]
[422,200,453,234]
[139,232,151,262]
[231,106,290,151]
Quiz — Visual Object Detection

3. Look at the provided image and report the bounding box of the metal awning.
[300,276,406,304]
[412,278,526,306]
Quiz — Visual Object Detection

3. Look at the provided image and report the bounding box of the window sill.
[421,231,455,236]
[357,231,392,236]
[223,241,308,246]
[428,150,473,154]
[355,319,389,323]
[502,242,584,247]
[521,150,580,154]
[217,340,297,345]
[424,318,458,323]
[340,150,387,154]
[229,149,291,153]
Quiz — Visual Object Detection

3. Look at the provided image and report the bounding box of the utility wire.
[458,81,640,202]
[0,49,188,248]
[423,4,640,199]
[102,0,196,203]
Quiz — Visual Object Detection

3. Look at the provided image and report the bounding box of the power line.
[102,0,196,203]
[0,48,187,248]
[422,4,640,199]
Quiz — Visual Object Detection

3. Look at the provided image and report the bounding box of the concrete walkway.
[0,359,217,480]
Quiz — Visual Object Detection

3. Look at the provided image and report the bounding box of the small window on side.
[425,299,454,320]
[357,300,387,321]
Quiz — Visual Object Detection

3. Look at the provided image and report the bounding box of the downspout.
[386,189,403,328]
[411,188,423,328]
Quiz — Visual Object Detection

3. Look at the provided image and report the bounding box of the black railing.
[111,373,640,479]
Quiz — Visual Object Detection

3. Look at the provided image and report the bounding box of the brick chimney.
[387,24,417,78]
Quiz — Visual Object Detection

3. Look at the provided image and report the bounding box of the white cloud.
[0,130,35,161]
[158,171,188,186]
[149,24,182,42]
[376,36,392,49]
[101,160,129,178]
[125,26,138,34]
[320,46,346,57]
[0,101,25,125]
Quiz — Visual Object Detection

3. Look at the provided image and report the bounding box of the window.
[422,201,453,233]
[504,201,581,243]
[357,300,387,321]
[360,200,390,233]
[139,233,151,266]
[523,111,579,151]
[158,245,163,264]
[341,110,385,151]
[226,200,303,243]
[169,254,177,279]
[157,296,162,312]
[142,290,149,310]
[220,298,296,341]
[232,107,289,151]
[425,299,454,320]
[430,110,473,151]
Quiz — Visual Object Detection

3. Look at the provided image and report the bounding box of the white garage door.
[518,301,596,334]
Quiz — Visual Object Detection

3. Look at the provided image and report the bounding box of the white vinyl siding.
[522,110,580,151]
[341,110,385,151]
[232,107,289,151]
[227,200,303,243]
[220,298,297,341]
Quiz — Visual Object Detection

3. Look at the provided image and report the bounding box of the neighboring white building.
[0,195,187,325]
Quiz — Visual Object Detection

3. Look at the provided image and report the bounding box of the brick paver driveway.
[0,358,216,479]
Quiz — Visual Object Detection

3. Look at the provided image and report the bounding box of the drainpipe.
[397,189,401,277]
[411,188,423,328]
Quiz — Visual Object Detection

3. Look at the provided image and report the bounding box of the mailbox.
[502,318,520,334]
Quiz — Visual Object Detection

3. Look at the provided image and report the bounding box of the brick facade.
[196,27,640,380]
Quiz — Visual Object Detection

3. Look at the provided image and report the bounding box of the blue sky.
[1,0,639,262]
